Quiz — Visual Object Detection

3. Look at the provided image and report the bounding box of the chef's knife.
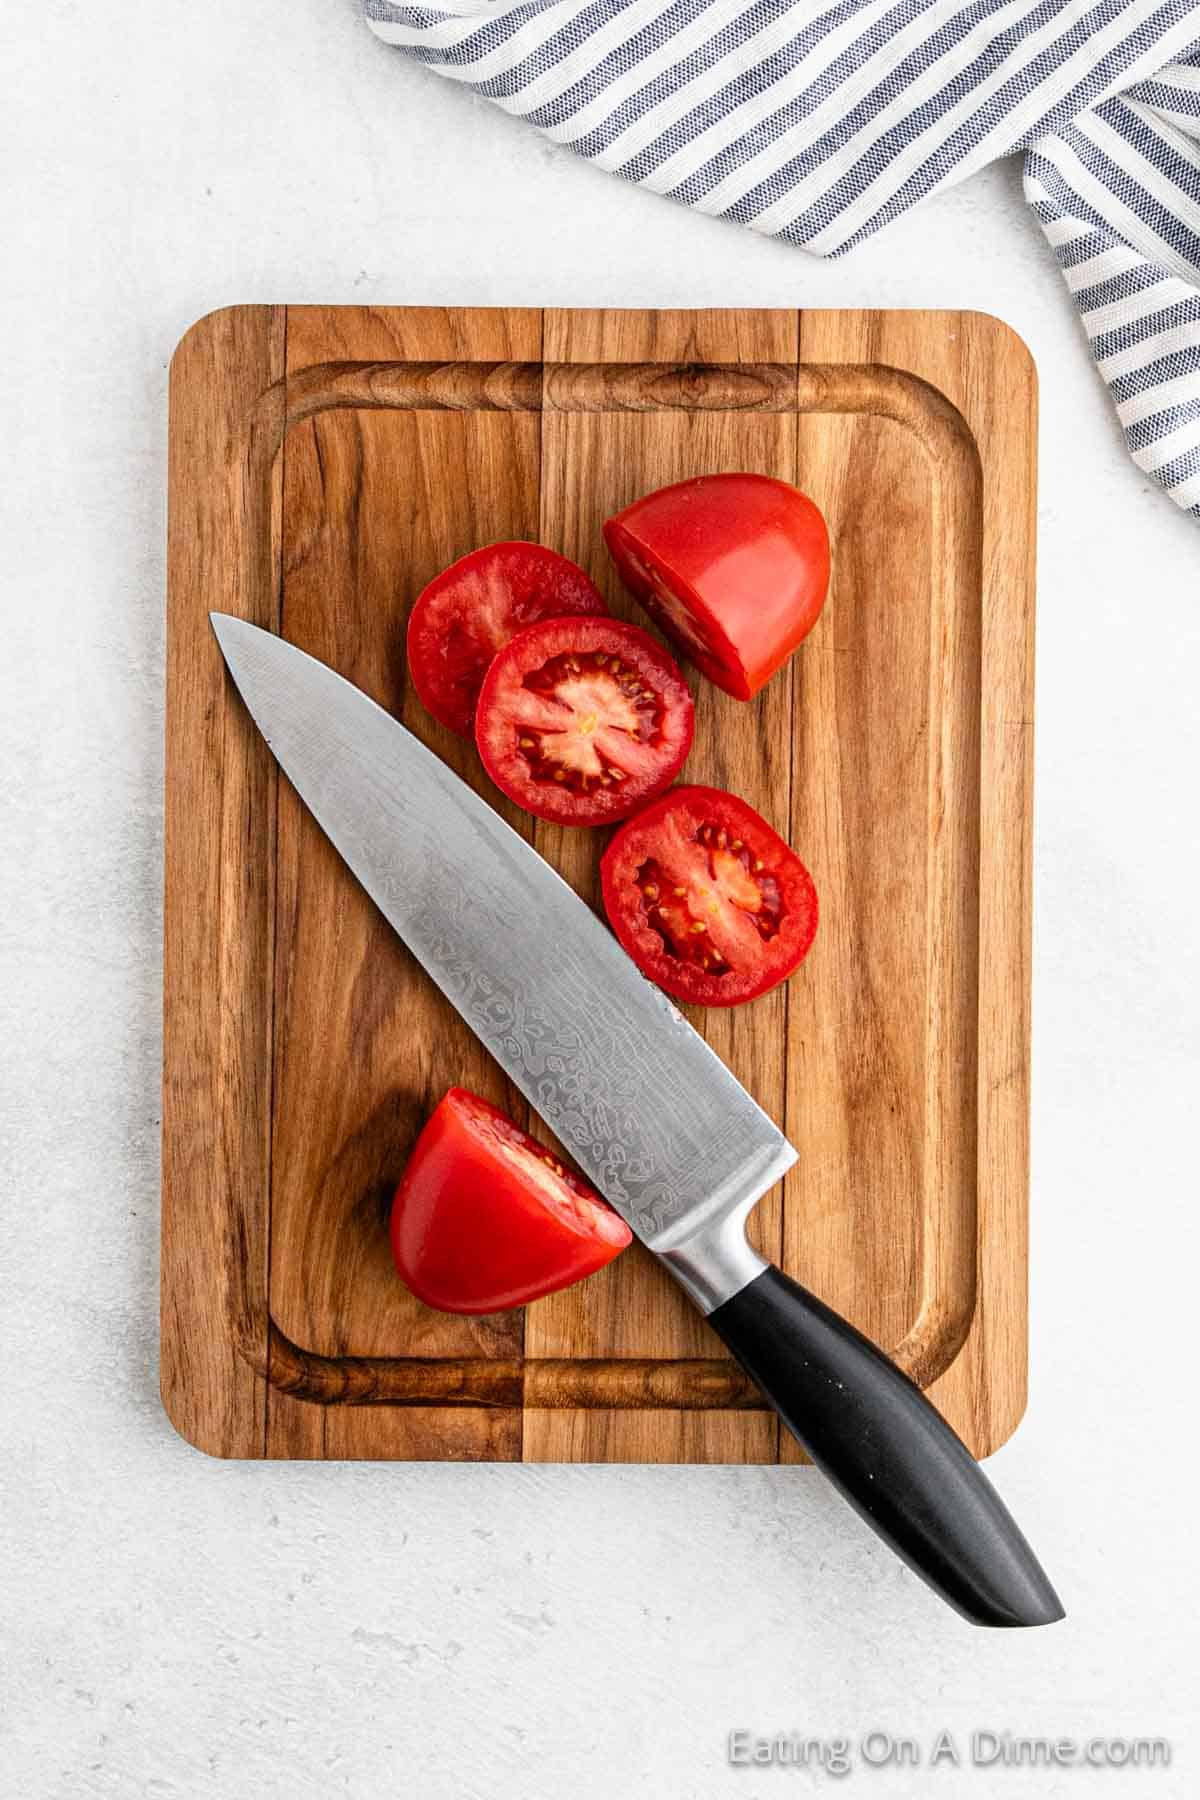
[211,613,1063,1628]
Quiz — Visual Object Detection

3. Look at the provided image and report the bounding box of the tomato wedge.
[390,1088,631,1313]
[600,786,818,1007]
[474,616,694,826]
[603,474,830,701]
[407,541,607,737]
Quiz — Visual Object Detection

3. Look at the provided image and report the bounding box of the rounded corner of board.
[159,1373,258,1463]
[168,304,281,382]
[961,310,1038,388]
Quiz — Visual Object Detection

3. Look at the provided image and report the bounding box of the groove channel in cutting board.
[160,305,1036,1463]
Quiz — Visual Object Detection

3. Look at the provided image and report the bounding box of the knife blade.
[211,613,1063,1629]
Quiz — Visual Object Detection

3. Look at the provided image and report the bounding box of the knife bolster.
[657,1196,769,1314]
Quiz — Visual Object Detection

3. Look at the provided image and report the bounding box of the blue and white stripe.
[364,0,1200,516]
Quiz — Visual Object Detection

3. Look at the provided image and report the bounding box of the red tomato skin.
[600,786,818,1007]
[390,1089,631,1314]
[406,541,607,737]
[474,616,694,828]
[603,474,829,701]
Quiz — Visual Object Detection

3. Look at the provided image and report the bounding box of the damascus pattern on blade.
[212,616,795,1246]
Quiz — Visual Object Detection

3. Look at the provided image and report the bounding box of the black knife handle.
[708,1265,1063,1627]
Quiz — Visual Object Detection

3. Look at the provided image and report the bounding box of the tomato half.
[407,541,607,737]
[600,786,818,1007]
[603,474,830,701]
[474,616,694,826]
[390,1088,631,1314]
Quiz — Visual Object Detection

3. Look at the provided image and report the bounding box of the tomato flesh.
[636,831,784,979]
[475,617,694,826]
[406,541,607,737]
[603,473,830,701]
[600,786,817,1006]
[390,1088,631,1314]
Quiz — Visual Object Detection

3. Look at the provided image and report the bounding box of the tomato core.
[511,647,662,795]
[475,616,694,826]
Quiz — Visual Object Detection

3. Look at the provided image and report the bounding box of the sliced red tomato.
[474,616,694,826]
[603,473,830,701]
[600,786,818,1007]
[390,1088,631,1314]
[407,541,607,737]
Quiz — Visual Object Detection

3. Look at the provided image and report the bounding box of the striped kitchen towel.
[364,0,1200,517]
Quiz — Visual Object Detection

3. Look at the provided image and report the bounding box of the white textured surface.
[2,3,1199,1795]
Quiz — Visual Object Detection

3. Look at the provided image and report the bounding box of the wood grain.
[270,307,540,1462]
[161,305,284,1458]
[161,306,1036,1463]
[523,309,796,1466]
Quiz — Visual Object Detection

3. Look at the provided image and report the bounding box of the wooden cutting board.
[161,305,1036,1464]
